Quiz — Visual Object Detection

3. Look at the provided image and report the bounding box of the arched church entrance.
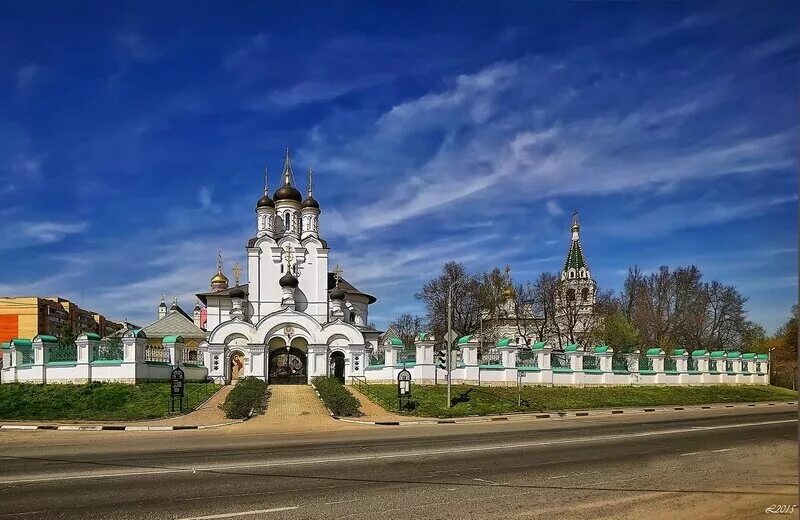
[269,348,307,384]
[230,350,246,381]
[330,351,345,383]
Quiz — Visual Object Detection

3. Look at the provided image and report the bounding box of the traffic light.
[436,349,448,370]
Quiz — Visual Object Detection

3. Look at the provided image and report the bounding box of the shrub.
[222,377,268,419]
[312,376,362,417]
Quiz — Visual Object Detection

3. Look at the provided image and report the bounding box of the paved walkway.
[229,385,338,433]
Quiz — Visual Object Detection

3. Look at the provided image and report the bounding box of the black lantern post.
[397,368,412,411]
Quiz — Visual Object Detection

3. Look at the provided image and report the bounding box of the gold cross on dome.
[232,263,242,286]
[333,264,343,287]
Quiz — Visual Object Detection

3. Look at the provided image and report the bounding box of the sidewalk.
[338,397,797,425]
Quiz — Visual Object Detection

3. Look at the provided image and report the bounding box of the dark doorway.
[269,347,307,385]
[330,351,345,383]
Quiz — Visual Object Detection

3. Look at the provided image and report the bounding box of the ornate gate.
[269,347,307,385]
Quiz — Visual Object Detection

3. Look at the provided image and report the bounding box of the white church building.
[196,150,380,385]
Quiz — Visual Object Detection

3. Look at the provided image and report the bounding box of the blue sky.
[1,2,797,332]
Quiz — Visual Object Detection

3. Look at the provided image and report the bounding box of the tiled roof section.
[327,273,376,304]
[141,310,206,339]
[196,284,249,305]
[564,239,587,271]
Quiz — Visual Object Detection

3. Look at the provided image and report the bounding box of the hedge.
[222,377,268,419]
[311,376,362,417]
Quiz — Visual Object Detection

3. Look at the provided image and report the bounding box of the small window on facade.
[582,288,590,301]
[567,289,576,302]
[570,271,575,279]
[349,312,356,322]
[284,212,290,229]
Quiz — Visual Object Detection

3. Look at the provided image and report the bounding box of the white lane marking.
[548,475,569,479]
[324,499,359,505]
[177,506,299,520]
[679,448,733,457]
[0,419,794,486]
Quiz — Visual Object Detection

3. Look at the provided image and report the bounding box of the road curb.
[0,420,242,432]
[334,401,797,426]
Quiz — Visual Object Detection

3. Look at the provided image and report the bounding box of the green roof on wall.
[457,335,473,344]
[163,335,184,343]
[496,338,512,347]
[564,344,579,352]
[386,337,404,346]
[645,348,663,356]
[35,335,58,343]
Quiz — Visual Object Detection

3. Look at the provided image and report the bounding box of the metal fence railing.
[612,356,632,372]
[551,352,569,369]
[480,350,503,366]
[368,351,385,366]
[19,345,34,365]
[664,357,678,372]
[183,349,203,366]
[639,357,654,371]
[48,343,78,363]
[516,350,538,368]
[92,341,124,362]
[398,348,416,364]
[145,345,169,363]
[582,355,599,370]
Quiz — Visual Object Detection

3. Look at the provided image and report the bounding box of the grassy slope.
[359,384,797,418]
[0,382,221,421]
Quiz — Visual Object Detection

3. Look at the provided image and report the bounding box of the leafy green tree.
[599,311,641,354]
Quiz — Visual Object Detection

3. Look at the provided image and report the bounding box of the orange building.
[0,296,124,343]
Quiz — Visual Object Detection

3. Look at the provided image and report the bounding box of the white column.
[74,334,93,383]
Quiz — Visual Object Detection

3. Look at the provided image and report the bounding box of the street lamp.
[446,277,463,408]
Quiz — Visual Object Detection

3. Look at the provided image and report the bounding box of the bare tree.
[387,313,425,349]
[415,261,482,342]
[530,272,559,344]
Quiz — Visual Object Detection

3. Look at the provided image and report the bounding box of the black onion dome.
[256,194,275,208]
[330,287,345,300]
[229,288,245,299]
[279,271,299,288]
[301,195,320,209]
[274,184,302,203]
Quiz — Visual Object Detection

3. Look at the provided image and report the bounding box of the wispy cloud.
[115,31,159,63]
[545,200,564,217]
[303,56,793,238]
[16,63,43,90]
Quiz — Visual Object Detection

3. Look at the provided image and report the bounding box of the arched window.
[349,312,356,323]
[569,271,575,279]
[567,289,576,302]
[582,288,590,301]
[284,212,290,230]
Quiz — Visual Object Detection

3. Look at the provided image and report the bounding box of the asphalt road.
[0,407,797,520]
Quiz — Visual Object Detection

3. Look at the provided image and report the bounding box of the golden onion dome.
[502,286,515,299]
[211,271,229,285]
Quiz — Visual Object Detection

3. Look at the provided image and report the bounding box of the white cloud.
[115,31,158,63]
[545,200,564,217]
[16,64,43,90]
[302,56,793,239]
[15,221,89,245]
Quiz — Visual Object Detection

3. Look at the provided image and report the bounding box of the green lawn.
[357,384,797,418]
[0,382,221,421]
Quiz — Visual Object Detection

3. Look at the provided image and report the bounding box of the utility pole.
[446,277,462,408]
